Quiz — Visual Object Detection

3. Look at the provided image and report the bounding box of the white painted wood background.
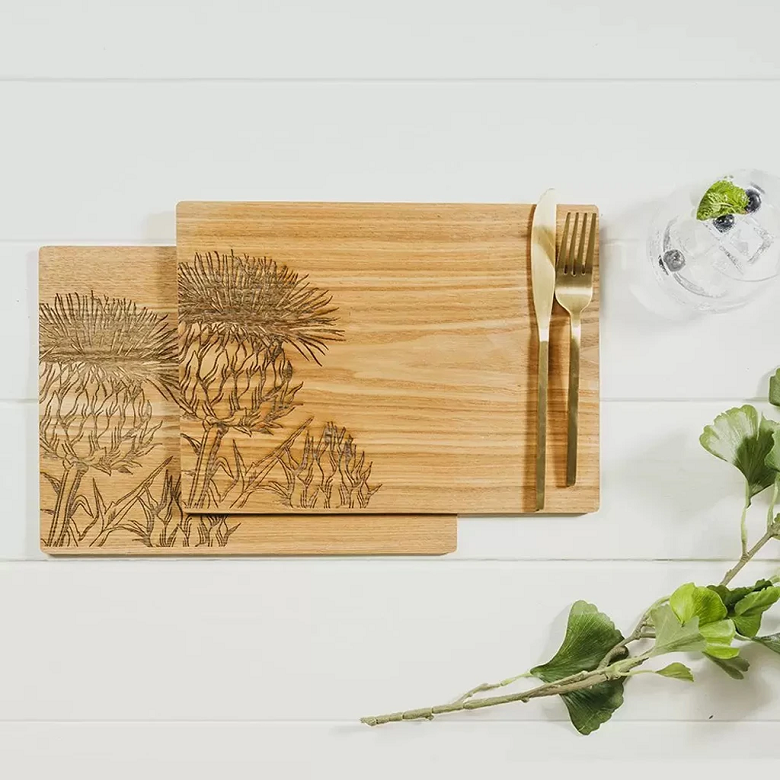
[2,0,780,775]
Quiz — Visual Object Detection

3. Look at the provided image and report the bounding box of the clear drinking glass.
[647,169,780,312]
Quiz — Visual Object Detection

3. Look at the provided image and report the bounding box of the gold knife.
[530,190,557,511]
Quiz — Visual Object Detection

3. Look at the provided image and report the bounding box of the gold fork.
[555,210,597,486]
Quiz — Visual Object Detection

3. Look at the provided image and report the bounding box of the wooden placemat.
[38,246,455,555]
[177,202,600,516]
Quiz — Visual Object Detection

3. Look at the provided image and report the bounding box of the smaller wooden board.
[38,246,455,555]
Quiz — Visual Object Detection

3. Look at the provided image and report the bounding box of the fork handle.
[535,337,549,511]
[566,314,582,487]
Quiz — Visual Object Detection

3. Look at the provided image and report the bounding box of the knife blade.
[530,189,558,511]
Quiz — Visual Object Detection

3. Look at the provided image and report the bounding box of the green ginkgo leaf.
[770,369,780,407]
[655,662,695,682]
[531,601,623,682]
[708,579,774,610]
[650,605,706,656]
[767,430,780,473]
[552,682,626,736]
[662,584,738,659]
[700,405,778,498]
[531,601,625,735]
[670,583,727,626]
[732,587,780,638]
[700,619,739,659]
[753,633,780,655]
[708,655,750,680]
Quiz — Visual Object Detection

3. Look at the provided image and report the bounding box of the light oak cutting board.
[177,202,599,516]
[38,246,456,555]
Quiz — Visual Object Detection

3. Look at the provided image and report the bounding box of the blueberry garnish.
[714,214,735,232]
[662,249,685,272]
[745,188,761,213]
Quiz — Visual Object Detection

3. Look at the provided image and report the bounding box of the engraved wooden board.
[38,246,456,555]
[176,202,600,515]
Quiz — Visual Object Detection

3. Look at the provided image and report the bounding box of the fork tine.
[575,212,589,275]
[566,211,580,274]
[567,212,580,274]
[558,212,572,271]
[584,211,597,273]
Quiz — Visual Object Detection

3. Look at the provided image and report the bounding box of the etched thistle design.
[192,515,241,547]
[180,337,297,433]
[40,292,179,547]
[267,422,382,509]
[110,467,183,548]
[178,250,344,362]
[40,372,158,475]
[178,250,344,508]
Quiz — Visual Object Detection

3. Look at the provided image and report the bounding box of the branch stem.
[598,596,667,669]
[739,482,751,559]
[361,657,647,727]
[451,672,532,705]
[720,523,778,587]
[768,480,779,530]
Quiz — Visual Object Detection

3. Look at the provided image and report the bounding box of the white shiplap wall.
[3,1,780,775]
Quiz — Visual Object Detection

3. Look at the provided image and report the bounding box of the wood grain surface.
[41,513,456,556]
[38,246,455,555]
[177,202,600,516]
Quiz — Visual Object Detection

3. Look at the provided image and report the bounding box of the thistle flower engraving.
[40,293,179,397]
[178,250,346,509]
[268,422,382,509]
[180,337,297,433]
[178,250,344,362]
[39,292,182,547]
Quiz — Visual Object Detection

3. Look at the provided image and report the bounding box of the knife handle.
[535,336,549,511]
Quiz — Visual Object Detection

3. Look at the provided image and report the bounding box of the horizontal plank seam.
[0,238,174,246]
[3,77,780,85]
[0,237,632,246]
[1,398,767,406]
[1,557,778,565]
[603,397,768,403]
[0,718,776,724]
